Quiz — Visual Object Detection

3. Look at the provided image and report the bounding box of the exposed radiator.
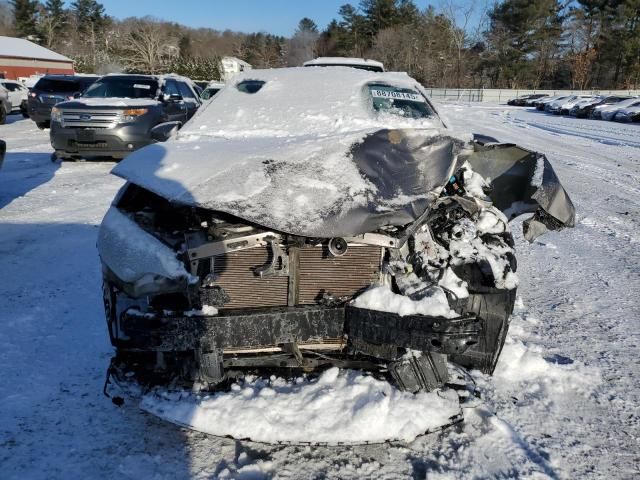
[297,245,383,304]
[210,244,383,310]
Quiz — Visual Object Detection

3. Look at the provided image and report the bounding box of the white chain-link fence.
[423,88,640,103]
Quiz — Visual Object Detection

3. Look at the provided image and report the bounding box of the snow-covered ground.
[1,106,638,479]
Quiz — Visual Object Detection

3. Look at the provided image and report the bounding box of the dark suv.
[28,75,98,129]
[50,74,200,160]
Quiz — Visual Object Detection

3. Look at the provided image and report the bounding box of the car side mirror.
[73,92,82,98]
[161,93,183,103]
[150,121,181,142]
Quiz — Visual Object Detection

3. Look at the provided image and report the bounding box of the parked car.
[547,95,596,114]
[595,97,640,120]
[27,74,99,129]
[0,79,28,113]
[570,95,632,118]
[99,67,575,402]
[524,94,549,106]
[200,81,225,100]
[534,94,563,110]
[0,139,5,169]
[507,93,548,106]
[304,57,385,72]
[612,101,640,122]
[193,80,210,90]
[0,86,10,124]
[50,74,201,160]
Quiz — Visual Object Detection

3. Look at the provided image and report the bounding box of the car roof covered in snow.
[113,67,461,237]
[0,36,71,62]
[304,57,385,71]
[178,66,441,138]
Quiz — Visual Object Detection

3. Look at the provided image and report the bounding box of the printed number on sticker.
[371,90,425,102]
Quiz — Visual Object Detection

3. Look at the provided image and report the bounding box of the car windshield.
[82,77,159,99]
[34,78,82,93]
[368,84,434,119]
[3,82,21,91]
[201,87,221,100]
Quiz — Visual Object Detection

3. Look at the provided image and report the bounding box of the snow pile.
[184,305,218,317]
[493,328,601,394]
[140,367,461,444]
[97,207,193,286]
[352,284,458,318]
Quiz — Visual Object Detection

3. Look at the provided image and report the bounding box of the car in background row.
[0,139,5,169]
[546,95,596,114]
[569,96,632,118]
[507,93,548,106]
[50,73,201,161]
[611,101,640,122]
[534,94,565,110]
[304,57,385,72]
[0,86,11,124]
[594,97,640,120]
[0,79,28,113]
[200,81,225,100]
[28,74,99,129]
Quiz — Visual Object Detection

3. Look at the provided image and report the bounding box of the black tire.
[0,106,6,125]
[36,121,50,129]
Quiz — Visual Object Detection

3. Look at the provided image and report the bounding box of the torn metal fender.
[466,143,575,241]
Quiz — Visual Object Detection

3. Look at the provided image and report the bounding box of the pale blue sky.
[91,0,445,36]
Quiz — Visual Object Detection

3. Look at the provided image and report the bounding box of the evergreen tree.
[485,0,565,88]
[71,0,106,35]
[39,0,67,47]
[10,0,39,38]
[296,17,318,34]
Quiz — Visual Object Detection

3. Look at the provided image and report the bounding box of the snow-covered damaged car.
[99,67,575,398]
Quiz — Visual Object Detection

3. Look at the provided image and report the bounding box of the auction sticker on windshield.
[371,89,425,102]
[133,84,151,89]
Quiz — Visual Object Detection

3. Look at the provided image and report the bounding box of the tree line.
[2,0,639,89]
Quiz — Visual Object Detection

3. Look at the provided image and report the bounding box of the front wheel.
[36,121,50,129]
[0,106,6,125]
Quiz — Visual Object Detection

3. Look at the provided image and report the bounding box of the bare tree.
[440,0,477,88]
[570,48,597,89]
[117,18,177,73]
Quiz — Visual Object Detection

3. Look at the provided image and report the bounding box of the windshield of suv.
[82,77,159,99]
[34,78,83,93]
[367,84,434,119]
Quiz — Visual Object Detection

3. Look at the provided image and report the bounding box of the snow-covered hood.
[113,128,466,237]
[615,105,640,116]
[597,98,639,113]
[61,97,161,108]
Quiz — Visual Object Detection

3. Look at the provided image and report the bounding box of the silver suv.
[50,74,200,160]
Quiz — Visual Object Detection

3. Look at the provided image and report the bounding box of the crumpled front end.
[99,133,574,395]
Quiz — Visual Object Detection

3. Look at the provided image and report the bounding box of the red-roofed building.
[0,36,74,80]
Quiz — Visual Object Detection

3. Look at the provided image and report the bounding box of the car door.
[161,79,187,122]
[176,81,200,120]
[3,82,23,110]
